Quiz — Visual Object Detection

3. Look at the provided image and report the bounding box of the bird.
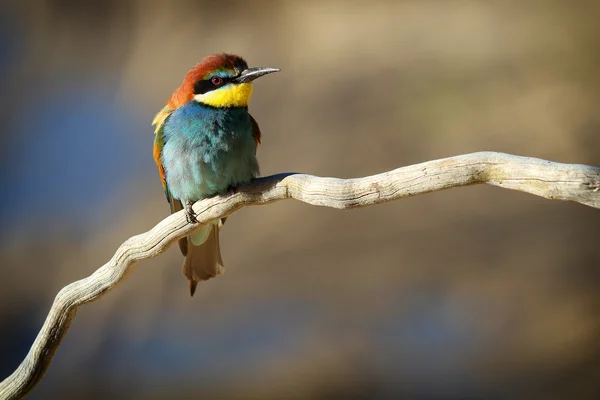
[152,53,279,296]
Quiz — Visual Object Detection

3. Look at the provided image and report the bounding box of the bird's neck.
[184,101,250,127]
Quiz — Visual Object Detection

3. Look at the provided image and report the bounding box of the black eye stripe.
[193,77,232,95]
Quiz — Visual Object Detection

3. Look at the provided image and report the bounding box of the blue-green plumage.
[162,103,259,202]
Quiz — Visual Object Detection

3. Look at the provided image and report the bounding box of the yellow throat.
[194,83,253,108]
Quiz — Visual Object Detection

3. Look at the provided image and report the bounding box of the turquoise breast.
[161,101,259,201]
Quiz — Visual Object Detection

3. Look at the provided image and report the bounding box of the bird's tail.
[183,223,225,296]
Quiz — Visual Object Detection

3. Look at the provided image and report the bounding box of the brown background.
[0,1,599,399]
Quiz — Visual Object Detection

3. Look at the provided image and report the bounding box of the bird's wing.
[152,105,175,201]
[152,105,183,213]
[249,113,261,146]
[153,105,187,256]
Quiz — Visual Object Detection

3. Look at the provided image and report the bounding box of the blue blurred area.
[0,13,21,74]
[107,301,317,396]
[0,81,152,230]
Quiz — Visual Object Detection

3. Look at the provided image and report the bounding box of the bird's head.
[169,53,279,109]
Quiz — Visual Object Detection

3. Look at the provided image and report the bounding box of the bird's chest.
[162,104,258,200]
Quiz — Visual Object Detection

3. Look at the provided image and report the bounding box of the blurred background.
[1,0,599,399]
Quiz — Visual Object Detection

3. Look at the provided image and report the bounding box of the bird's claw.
[226,184,238,196]
[185,201,198,223]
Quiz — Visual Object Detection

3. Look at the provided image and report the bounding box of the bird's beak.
[233,67,280,83]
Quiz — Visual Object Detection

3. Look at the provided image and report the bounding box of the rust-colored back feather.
[250,114,262,146]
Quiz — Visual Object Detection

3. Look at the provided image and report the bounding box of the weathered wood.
[1,152,598,399]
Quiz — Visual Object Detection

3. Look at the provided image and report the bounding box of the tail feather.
[183,224,224,296]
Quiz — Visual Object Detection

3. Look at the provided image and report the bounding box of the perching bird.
[152,53,279,296]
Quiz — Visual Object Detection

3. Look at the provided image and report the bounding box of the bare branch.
[1,152,599,399]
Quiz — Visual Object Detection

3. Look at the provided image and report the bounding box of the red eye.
[211,76,223,85]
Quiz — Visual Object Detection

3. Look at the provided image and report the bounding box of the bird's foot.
[226,184,238,196]
[185,200,198,223]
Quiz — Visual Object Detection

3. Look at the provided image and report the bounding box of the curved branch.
[1,151,599,399]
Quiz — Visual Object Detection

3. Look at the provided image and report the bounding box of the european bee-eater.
[152,53,279,296]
